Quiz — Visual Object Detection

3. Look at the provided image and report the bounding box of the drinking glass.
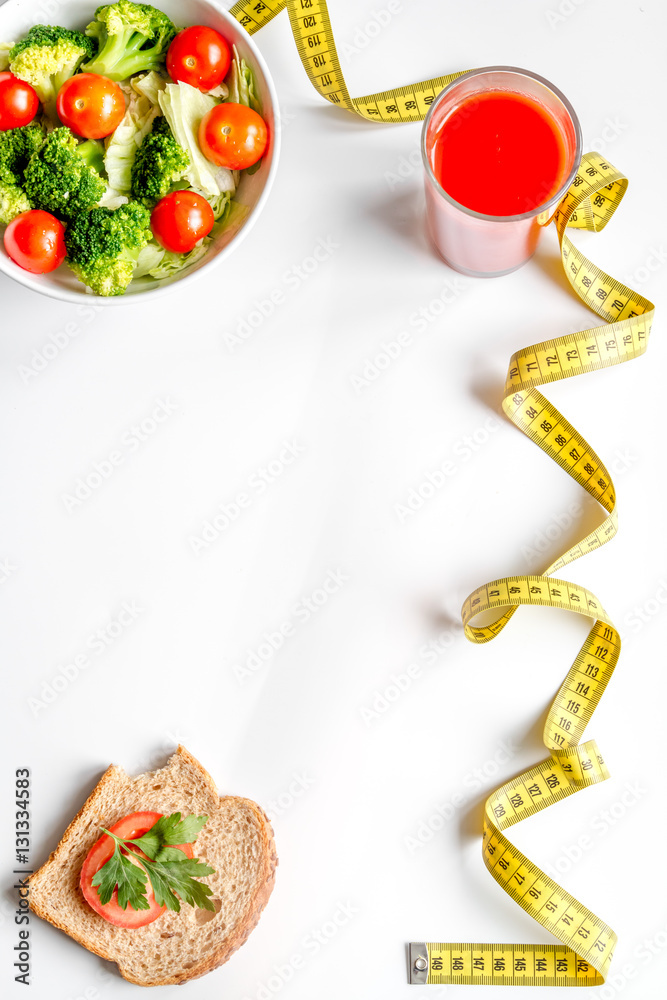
[421,67,582,277]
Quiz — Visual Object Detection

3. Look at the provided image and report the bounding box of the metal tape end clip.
[408,943,429,984]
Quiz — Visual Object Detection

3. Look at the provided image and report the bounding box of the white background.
[1,1,666,998]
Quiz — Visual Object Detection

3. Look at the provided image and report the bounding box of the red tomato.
[167,25,231,91]
[4,210,66,274]
[56,73,125,139]
[80,811,194,929]
[199,102,267,171]
[150,190,214,254]
[0,71,39,130]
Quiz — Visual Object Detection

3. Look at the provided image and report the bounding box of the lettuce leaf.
[212,198,250,239]
[135,238,211,280]
[194,189,230,222]
[208,82,229,99]
[227,45,260,112]
[149,241,211,279]
[132,71,169,107]
[104,93,160,194]
[133,241,166,278]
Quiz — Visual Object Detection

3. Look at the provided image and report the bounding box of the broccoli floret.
[151,114,171,135]
[65,201,151,295]
[23,127,106,221]
[130,116,189,206]
[0,123,45,186]
[82,2,176,82]
[0,124,45,222]
[9,25,96,113]
[0,184,32,225]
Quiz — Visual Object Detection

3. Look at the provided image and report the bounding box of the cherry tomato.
[3,210,66,274]
[199,102,267,171]
[0,71,39,130]
[167,25,232,91]
[80,811,194,929]
[150,190,215,254]
[56,73,125,139]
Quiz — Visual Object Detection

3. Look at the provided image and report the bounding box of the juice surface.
[430,91,568,217]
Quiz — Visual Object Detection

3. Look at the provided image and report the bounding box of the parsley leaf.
[90,813,215,914]
[146,858,217,912]
[130,812,209,860]
[91,838,150,910]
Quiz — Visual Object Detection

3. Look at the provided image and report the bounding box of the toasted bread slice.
[29,746,277,986]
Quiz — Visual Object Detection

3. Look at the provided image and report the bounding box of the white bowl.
[0,0,280,304]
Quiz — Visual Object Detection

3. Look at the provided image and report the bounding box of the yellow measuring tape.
[229,0,470,119]
[230,1,656,986]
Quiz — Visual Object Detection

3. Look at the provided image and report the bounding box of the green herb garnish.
[91,812,216,913]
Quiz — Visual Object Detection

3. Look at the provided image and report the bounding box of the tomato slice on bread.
[80,811,194,928]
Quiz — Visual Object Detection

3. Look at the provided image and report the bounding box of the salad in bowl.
[0,0,279,302]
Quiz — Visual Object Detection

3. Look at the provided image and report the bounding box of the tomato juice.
[430,92,569,217]
[421,68,581,277]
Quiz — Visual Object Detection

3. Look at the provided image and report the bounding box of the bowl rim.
[0,0,281,306]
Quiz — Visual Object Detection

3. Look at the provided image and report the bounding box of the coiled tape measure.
[230,0,656,986]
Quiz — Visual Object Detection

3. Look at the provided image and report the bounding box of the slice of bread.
[29,746,277,986]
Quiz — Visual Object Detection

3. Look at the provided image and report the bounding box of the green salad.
[0,1,266,295]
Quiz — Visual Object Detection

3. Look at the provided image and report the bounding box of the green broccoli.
[9,25,96,113]
[65,201,152,295]
[23,127,107,221]
[0,184,31,225]
[0,123,45,186]
[0,123,45,224]
[82,2,176,82]
[130,116,189,206]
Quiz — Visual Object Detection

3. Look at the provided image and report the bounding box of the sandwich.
[29,745,277,986]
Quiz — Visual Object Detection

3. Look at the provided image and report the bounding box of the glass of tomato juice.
[421,67,582,277]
